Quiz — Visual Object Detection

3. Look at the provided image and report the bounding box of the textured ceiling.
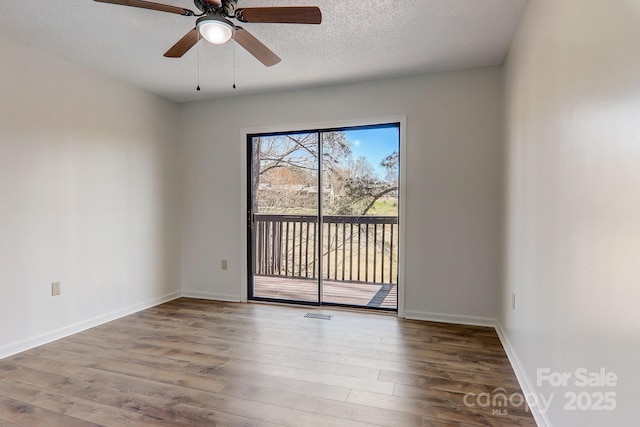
[0,1,527,103]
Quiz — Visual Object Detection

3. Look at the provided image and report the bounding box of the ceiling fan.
[94,0,322,67]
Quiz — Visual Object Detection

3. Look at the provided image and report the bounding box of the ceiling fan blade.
[234,28,281,67]
[236,7,322,24]
[164,28,199,58]
[94,0,195,16]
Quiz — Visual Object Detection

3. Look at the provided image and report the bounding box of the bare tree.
[252,133,398,216]
[328,151,399,216]
[252,132,351,213]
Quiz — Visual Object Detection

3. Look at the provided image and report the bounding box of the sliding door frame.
[246,129,323,306]
[241,116,407,317]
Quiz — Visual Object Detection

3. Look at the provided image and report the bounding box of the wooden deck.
[253,275,397,309]
[0,298,537,426]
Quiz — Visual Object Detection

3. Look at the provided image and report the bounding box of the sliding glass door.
[247,124,399,310]
[248,131,320,304]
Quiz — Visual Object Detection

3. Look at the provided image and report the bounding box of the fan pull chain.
[233,33,237,90]
[196,32,201,91]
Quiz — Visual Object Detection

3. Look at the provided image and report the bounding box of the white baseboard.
[0,291,181,360]
[181,290,243,302]
[403,309,498,328]
[494,322,551,427]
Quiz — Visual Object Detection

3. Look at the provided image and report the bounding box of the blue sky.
[344,126,399,178]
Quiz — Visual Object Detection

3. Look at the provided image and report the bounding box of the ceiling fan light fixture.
[197,15,233,44]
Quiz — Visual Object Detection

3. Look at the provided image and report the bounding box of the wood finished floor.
[253,275,398,309]
[0,299,537,426]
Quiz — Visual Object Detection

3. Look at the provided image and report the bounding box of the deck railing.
[253,213,398,284]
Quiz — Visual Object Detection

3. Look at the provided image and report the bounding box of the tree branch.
[361,186,399,216]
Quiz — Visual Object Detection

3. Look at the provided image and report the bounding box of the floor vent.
[304,313,333,320]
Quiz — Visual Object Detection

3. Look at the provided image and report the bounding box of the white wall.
[179,68,504,323]
[503,0,640,425]
[0,35,181,357]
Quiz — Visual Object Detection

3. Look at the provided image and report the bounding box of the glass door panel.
[321,127,399,309]
[249,132,320,304]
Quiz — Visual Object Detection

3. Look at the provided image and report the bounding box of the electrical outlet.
[51,282,61,296]
[512,293,516,310]
[221,260,228,270]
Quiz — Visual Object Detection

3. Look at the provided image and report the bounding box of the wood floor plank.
[220,382,423,427]
[333,348,519,382]
[68,368,374,427]
[127,309,389,346]
[421,418,460,427]
[0,396,97,427]
[347,389,534,426]
[22,346,229,395]
[0,416,21,426]
[391,376,521,398]
[0,364,195,426]
[223,358,396,395]
[2,353,83,377]
[75,323,342,365]
[0,378,146,427]
[62,369,258,426]
[145,402,262,427]
[0,298,537,426]
[93,317,330,355]
[323,338,514,367]
[392,383,535,420]
[81,319,382,381]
